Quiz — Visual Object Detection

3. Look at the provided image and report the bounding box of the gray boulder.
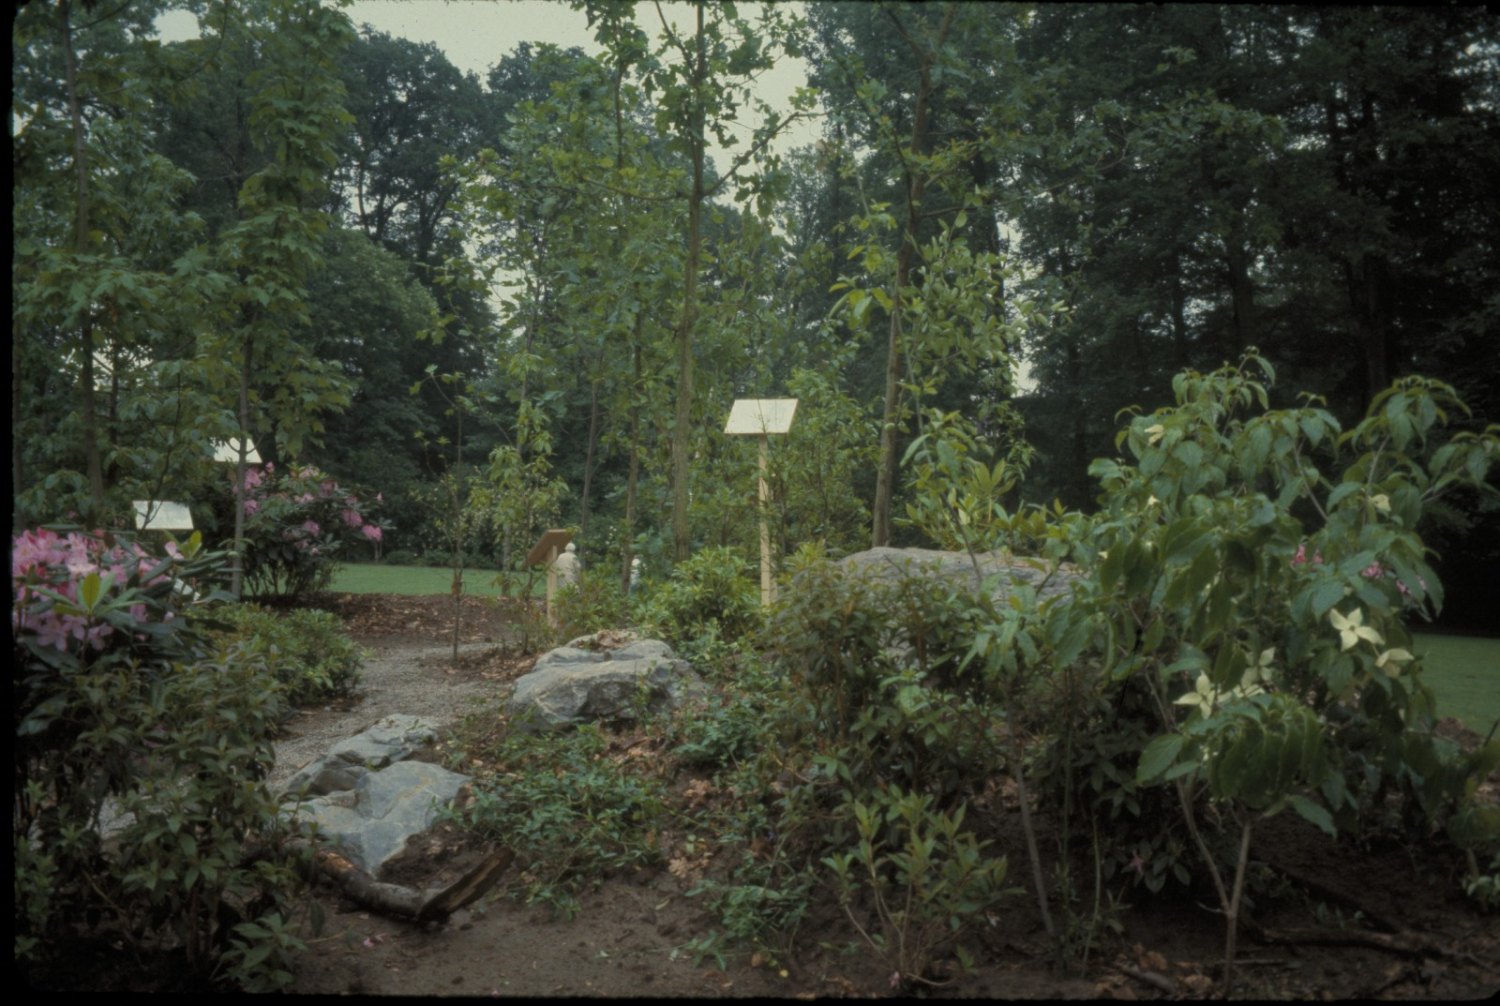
[507,638,704,731]
[277,714,473,878]
[289,760,470,879]
[837,546,1082,604]
[280,713,439,797]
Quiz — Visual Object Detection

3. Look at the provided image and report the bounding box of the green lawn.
[1413,632,1500,736]
[328,562,526,597]
[328,564,1497,732]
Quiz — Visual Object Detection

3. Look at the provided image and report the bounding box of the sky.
[153,1,1035,390]
[156,0,823,165]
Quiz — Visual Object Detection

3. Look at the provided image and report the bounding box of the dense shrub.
[13,529,311,989]
[637,546,762,665]
[214,603,363,707]
[236,462,387,599]
[552,566,638,644]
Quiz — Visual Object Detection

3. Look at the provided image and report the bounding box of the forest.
[13,0,1500,995]
[14,0,1498,621]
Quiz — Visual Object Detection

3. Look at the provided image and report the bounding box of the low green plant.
[447,720,667,917]
[213,604,363,706]
[638,546,762,659]
[824,786,1010,990]
[553,566,638,643]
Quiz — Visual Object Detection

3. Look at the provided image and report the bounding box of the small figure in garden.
[629,556,642,593]
[554,541,580,588]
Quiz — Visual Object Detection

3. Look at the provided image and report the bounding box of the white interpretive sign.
[133,501,195,530]
[724,398,798,436]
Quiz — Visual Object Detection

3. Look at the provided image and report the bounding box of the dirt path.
[277,630,815,998]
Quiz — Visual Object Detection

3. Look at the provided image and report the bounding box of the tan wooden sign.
[525,529,573,568]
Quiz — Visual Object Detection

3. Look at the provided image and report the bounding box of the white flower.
[1370,493,1391,514]
[1175,673,1218,715]
[1241,647,1275,689]
[1145,424,1166,446]
[1330,607,1384,651]
[1375,647,1414,677]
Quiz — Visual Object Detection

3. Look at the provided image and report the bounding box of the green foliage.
[213,603,363,707]
[13,529,311,989]
[552,567,638,644]
[997,353,1500,986]
[235,462,387,600]
[447,722,666,919]
[637,546,762,662]
[825,787,1010,990]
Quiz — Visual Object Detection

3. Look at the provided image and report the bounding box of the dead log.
[312,846,515,924]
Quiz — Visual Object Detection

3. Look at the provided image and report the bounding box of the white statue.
[553,541,580,587]
[629,556,642,592]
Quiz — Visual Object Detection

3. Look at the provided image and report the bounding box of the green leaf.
[1137,734,1184,785]
[1287,795,1336,838]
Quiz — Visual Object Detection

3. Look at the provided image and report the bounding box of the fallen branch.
[240,835,514,925]
[311,846,515,924]
[1243,917,1452,961]
[1117,964,1177,996]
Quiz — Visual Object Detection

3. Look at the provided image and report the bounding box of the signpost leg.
[546,544,559,626]
[759,434,773,606]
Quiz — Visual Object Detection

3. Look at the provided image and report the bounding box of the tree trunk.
[670,2,708,564]
[61,0,105,521]
[871,3,956,548]
[579,373,600,564]
[622,332,643,592]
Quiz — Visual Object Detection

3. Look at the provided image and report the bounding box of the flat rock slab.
[277,714,471,878]
[290,760,470,879]
[837,546,1082,603]
[281,713,439,798]
[507,639,703,731]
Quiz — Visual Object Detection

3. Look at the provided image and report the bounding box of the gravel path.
[267,640,507,793]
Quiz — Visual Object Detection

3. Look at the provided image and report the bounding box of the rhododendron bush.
[13,529,308,986]
[236,462,388,599]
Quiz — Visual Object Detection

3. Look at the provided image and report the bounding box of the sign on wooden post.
[526,529,574,626]
[724,399,797,607]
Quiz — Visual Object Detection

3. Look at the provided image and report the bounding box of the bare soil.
[33,592,1500,998]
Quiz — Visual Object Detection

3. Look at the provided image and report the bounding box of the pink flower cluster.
[11,528,168,652]
[1291,542,1425,599]
[238,463,385,552]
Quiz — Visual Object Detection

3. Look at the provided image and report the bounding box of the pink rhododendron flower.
[361,524,383,542]
[342,509,363,528]
[1292,543,1324,566]
[301,519,321,536]
[1361,561,1385,579]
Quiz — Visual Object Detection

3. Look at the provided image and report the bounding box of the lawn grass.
[328,562,533,597]
[1413,632,1500,735]
[328,563,1496,732]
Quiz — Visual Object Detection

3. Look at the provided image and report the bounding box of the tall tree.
[587,0,812,562]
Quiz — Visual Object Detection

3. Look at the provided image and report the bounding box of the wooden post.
[758,434,772,606]
[546,543,559,626]
[526,530,572,629]
[724,399,797,609]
